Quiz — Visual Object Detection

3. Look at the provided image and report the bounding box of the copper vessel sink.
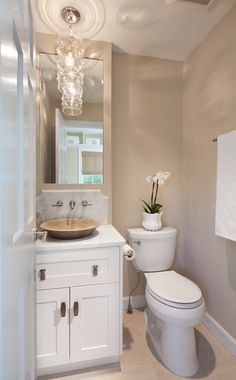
[40,218,99,240]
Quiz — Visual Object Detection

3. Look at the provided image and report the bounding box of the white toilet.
[128,227,205,377]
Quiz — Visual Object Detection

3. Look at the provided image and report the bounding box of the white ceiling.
[32,0,236,61]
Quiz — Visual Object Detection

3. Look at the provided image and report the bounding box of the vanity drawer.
[36,247,120,290]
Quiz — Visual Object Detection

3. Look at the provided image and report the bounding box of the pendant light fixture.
[56,6,84,116]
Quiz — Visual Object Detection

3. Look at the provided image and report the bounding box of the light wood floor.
[40,308,236,380]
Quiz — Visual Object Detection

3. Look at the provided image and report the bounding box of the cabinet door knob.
[73,301,79,316]
[39,269,46,281]
[92,265,98,276]
[60,302,66,318]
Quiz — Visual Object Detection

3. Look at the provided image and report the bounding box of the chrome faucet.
[81,200,92,207]
[52,200,63,207]
[69,200,76,209]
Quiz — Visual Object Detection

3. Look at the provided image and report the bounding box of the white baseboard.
[37,356,120,377]
[123,295,146,311]
[203,312,236,357]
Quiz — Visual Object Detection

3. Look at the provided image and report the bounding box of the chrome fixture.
[73,301,79,316]
[132,240,141,246]
[39,268,46,281]
[32,228,46,241]
[61,6,81,24]
[81,200,92,207]
[92,265,98,276]
[52,200,63,207]
[69,200,76,209]
[60,302,66,317]
[56,6,84,116]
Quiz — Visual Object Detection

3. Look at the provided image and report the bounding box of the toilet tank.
[127,227,177,272]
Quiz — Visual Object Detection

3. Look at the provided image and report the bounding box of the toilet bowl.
[145,271,205,377]
[127,227,205,377]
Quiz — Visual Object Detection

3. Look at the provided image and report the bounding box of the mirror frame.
[36,33,112,218]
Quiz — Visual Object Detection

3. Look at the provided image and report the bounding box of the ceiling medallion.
[37,0,105,38]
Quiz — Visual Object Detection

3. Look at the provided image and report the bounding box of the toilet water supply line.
[123,244,140,314]
[127,271,141,314]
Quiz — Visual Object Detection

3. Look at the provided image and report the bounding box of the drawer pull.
[73,301,79,316]
[39,269,46,281]
[60,302,66,318]
[92,265,98,276]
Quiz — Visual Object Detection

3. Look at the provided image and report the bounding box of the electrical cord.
[127,271,140,314]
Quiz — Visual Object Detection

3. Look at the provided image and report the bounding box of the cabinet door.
[36,288,69,369]
[70,284,120,363]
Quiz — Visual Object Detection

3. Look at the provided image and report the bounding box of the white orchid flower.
[146,175,159,184]
[145,176,153,183]
[152,174,159,183]
[142,169,170,214]
[155,171,171,185]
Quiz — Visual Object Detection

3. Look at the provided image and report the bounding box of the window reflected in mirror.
[38,53,104,184]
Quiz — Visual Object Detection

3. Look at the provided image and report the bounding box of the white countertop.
[35,224,125,252]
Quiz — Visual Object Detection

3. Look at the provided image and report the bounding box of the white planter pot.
[142,211,163,231]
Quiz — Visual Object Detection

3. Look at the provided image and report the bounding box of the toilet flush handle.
[132,240,141,246]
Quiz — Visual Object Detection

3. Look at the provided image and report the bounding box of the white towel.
[215,130,236,241]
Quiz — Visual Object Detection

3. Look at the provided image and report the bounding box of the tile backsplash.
[36,190,108,227]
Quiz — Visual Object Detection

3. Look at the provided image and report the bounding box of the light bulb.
[64,52,75,67]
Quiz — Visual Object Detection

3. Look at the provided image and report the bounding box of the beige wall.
[182,5,236,338]
[112,53,183,296]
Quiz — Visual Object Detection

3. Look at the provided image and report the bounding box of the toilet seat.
[145,271,203,309]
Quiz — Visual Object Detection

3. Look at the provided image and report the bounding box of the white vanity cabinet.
[35,225,125,376]
[37,288,70,368]
[70,283,119,363]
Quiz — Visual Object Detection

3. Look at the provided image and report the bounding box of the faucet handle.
[81,200,92,207]
[52,200,63,207]
[69,200,76,209]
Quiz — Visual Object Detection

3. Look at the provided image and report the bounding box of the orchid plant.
[141,171,171,214]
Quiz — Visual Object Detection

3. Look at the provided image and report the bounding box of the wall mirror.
[36,35,112,218]
[39,53,104,185]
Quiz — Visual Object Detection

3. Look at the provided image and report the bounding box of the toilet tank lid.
[127,227,177,239]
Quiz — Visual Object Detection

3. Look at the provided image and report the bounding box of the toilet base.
[145,307,199,377]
